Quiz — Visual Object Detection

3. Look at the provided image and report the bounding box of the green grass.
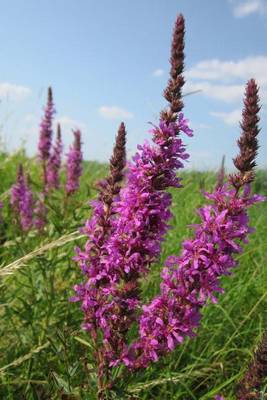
[0,151,267,399]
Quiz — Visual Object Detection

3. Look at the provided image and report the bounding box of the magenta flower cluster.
[10,165,34,231]
[126,184,264,368]
[72,93,264,382]
[72,115,193,363]
[73,116,264,372]
[66,130,83,195]
[106,118,192,278]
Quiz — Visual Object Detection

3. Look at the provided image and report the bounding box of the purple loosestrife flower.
[47,123,63,190]
[71,123,127,398]
[85,14,190,369]
[108,119,191,278]
[10,164,33,231]
[74,116,192,368]
[38,87,55,162]
[38,87,55,190]
[114,78,263,370]
[117,79,264,370]
[66,129,83,195]
[127,184,264,368]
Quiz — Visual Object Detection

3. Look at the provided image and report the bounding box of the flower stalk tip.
[97,121,127,205]
[38,87,55,162]
[231,78,261,189]
[162,14,185,122]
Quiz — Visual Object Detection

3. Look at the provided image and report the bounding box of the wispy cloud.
[210,109,241,126]
[0,82,31,101]
[152,68,164,77]
[98,106,134,120]
[229,0,267,17]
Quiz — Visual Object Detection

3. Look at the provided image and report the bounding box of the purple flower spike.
[73,113,193,368]
[47,123,63,190]
[38,87,55,162]
[38,87,56,191]
[127,184,264,369]
[10,164,34,232]
[231,79,261,189]
[66,129,83,195]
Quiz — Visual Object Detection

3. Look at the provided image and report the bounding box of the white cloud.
[152,68,164,77]
[185,81,244,103]
[185,56,267,104]
[98,106,134,120]
[230,0,267,17]
[186,56,267,85]
[0,82,31,101]
[210,109,242,126]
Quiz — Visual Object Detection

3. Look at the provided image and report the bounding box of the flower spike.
[230,79,261,189]
[161,14,185,122]
[38,86,56,190]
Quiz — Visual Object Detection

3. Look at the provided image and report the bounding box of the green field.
[1,151,267,399]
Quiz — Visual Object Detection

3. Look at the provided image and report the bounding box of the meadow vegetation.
[0,152,266,399]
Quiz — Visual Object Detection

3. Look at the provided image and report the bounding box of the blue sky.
[0,0,267,170]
